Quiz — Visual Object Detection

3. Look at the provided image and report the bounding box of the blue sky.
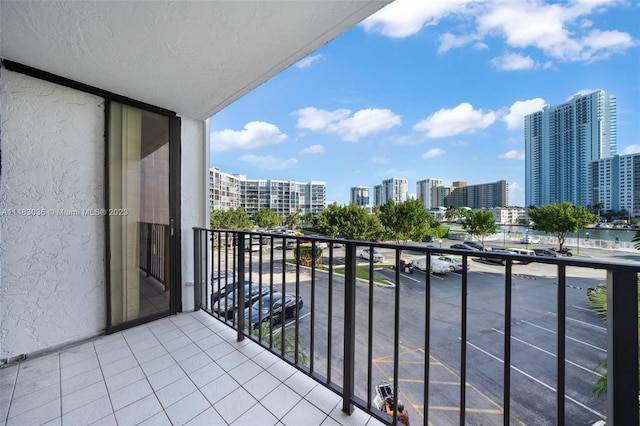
[209,0,639,207]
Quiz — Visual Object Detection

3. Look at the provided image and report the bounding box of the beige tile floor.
[1,311,385,426]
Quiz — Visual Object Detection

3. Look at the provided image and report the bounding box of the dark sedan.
[450,243,480,251]
[243,292,303,329]
[211,279,251,305]
[213,283,271,319]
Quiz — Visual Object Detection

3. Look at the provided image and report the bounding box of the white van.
[504,248,535,264]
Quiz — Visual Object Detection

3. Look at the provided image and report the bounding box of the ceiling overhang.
[0,1,392,121]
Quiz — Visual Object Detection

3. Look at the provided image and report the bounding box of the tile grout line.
[3,364,19,425]
[57,352,62,424]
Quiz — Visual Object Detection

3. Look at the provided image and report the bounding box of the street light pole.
[577,230,580,255]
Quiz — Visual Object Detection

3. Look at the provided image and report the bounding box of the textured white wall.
[0,69,105,359]
[180,117,207,312]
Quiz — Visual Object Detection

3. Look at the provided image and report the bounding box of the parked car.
[534,248,558,257]
[450,243,480,251]
[422,235,434,242]
[360,248,385,263]
[308,236,328,249]
[463,241,485,251]
[211,279,252,304]
[243,292,304,329]
[520,235,541,244]
[412,256,449,274]
[437,255,469,273]
[213,283,270,319]
[504,248,535,264]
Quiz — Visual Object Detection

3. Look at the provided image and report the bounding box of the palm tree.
[592,201,604,222]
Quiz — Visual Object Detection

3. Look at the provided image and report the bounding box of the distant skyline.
[209,0,640,207]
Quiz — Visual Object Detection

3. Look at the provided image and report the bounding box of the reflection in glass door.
[107,101,173,331]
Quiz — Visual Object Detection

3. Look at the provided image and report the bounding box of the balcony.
[2,230,637,425]
[193,229,638,425]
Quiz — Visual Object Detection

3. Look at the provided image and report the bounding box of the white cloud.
[211,121,287,152]
[299,145,325,155]
[239,154,297,170]
[491,52,537,71]
[509,182,524,192]
[422,148,446,160]
[477,1,636,63]
[621,144,640,155]
[294,54,323,69]
[438,32,481,54]
[502,98,547,130]
[372,0,636,65]
[499,150,525,160]
[413,103,497,138]
[371,156,390,164]
[293,107,401,142]
[293,107,350,132]
[361,0,475,38]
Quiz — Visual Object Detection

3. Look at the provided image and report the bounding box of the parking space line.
[372,348,521,424]
[491,328,603,377]
[547,312,607,331]
[520,320,606,352]
[465,340,606,420]
[571,304,595,313]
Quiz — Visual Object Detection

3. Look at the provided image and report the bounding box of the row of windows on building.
[351,179,509,210]
[209,168,326,216]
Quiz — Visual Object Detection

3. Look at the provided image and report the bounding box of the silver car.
[359,248,385,263]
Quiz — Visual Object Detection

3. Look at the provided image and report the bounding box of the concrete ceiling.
[0,1,391,121]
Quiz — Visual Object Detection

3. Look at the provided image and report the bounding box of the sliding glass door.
[107,101,179,332]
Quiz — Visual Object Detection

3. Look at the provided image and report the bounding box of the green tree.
[285,208,302,230]
[528,202,595,251]
[592,201,604,222]
[315,203,383,241]
[252,208,281,228]
[210,209,228,229]
[444,205,463,222]
[377,199,434,243]
[209,207,252,230]
[315,203,342,237]
[462,210,498,248]
[301,212,317,229]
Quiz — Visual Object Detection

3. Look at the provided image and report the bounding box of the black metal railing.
[193,228,639,425]
[140,222,169,286]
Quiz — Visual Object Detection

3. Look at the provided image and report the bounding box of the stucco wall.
[180,117,208,312]
[0,68,106,359]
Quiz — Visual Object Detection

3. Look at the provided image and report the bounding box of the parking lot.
[237,239,635,425]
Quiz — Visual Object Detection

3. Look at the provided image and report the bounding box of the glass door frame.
[105,100,182,334]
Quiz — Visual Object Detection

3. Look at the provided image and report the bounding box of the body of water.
[497,225,636,243]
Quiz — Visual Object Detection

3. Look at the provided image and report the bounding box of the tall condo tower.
[525,90,616,207]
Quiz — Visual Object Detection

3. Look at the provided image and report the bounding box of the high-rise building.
[445,180,508,208]
[209,168,243,211]
[525,90,617,207]
[350,186,370,207]
[591,153,640,218]
[416,178,443,209]
[374,178,408,206]
[209,168,326,215]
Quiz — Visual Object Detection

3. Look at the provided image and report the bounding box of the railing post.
[342,241,356,414]
[237,231,246,342]
[193,228,201,311]
[146,223,152,277]
[607,268,638,425]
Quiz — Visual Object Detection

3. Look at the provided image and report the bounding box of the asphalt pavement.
[245,239,638,425]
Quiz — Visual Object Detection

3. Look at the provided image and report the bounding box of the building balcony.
[2,230,638,426]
